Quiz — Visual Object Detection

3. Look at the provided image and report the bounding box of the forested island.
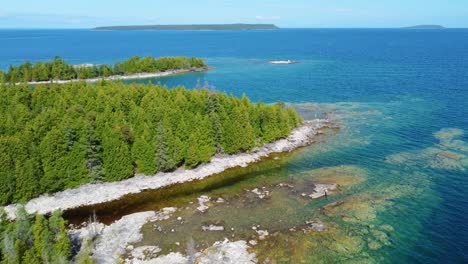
[1,56,207,84]
[0,80,302,206]
[93,24,279,31]
[402,25,446,29]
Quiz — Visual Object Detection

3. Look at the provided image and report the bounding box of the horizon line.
[0,26,466,30]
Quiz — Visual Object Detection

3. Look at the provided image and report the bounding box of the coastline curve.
[3,119,330,219]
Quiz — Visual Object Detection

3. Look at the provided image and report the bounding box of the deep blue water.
[1,29,468,263]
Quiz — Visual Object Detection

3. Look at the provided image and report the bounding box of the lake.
[2,28,467,263]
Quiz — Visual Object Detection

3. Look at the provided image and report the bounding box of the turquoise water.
[2,29,468,262]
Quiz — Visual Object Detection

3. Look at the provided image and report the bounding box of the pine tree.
[184,114,215,168]
[13,159,39,203]
[82,126,105,183]
[13,207,32,263]
[154,123,174,172]
[22,248,41,264]
[49,210,71,263]
[39,128,69,193]
[0,137,17,205]
[0,209,6,261]
[132,131,156,175]
[222,106,255,153]
[32,214,51,263]
[74,240,96,264]
[102,127,133,182]
[185,132,200,169]
[2,229,19,264]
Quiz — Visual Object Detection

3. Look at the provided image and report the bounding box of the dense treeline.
[2,56,206,83]
[0,81,302,205]
[0,209,79,264]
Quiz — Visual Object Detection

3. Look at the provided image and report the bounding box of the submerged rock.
[150,207,177,222]
[130,246,161,261]
[256,230,269,240]
[129,252,188,264]
[278,183,294,188]
[308,184,337,199]
[202,225,225,231]
[128,240,256,264]
[303,219,328,233]
[251,188,270,199]
[197,239,257,264]
[386,127,468,172]
[197,195,211,212]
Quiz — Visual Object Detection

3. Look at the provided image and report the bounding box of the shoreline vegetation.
[16,67,208,85]
[0,75,305,211]
[0,208,73,263]
[0,56,207,84]
[93,23,279,31]
[4,119,329,219]
[0,54,324,263]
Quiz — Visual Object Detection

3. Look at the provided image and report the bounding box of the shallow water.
[2,29,468,262]
[121,101,446,263]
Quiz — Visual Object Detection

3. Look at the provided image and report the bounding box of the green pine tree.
[49,210,71,262]
[13,159,39,203]
[132,132,156,175]
[102,127,134,182]
[154,123,174,172]
[39,128,69,193]
[32,214,51,263]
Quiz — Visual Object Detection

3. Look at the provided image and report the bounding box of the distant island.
[93,23,279,31]
[402,25,446,29]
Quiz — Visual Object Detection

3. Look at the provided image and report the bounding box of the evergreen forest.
[0,79,302,206]
[0,208,81,264]
[2,56,207,83]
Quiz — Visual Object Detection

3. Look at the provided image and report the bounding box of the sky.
[0,0,467,29]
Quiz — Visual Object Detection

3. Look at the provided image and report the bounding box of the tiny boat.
[269,60,297,64]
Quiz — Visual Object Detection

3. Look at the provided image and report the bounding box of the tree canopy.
[3,56,207,83]
[0,208,73,264]
[0,80,302,206]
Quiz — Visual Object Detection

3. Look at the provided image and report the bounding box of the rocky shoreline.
[70,208,257,264]
[4,119,330,219]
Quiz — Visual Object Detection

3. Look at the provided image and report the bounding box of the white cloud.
[255,15,281,21]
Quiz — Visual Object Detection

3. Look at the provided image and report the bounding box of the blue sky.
[0,0,467,28]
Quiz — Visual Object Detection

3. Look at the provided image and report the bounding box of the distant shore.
[4,119,330,219]
[15,67,209,85]
[93,23,279,31]
[401,25,446,29]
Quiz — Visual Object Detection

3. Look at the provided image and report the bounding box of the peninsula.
[2,56,208,85]
[93,23,279,31]
[0,78,305,209]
